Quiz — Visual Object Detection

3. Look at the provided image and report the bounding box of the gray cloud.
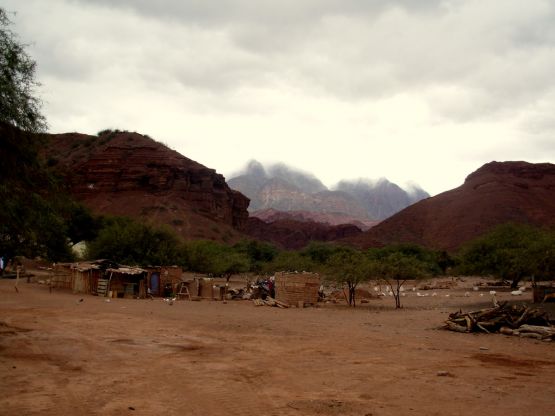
[12,0,555,120]
[2,0,554,195]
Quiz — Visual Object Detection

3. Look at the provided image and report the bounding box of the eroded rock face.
[45,130,249,240]
[345,161,555,251]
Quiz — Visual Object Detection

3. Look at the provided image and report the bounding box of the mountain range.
[345,161,555,251]
[31,125,555,252]
[228,160,429,224]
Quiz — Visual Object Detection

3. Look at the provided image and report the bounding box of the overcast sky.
[4,0,555,195]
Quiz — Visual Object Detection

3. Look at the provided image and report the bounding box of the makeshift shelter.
[145,266,183,297]
[275,272,320,306]
[71,262,103,294]
[105,267,147,299]
[62,259,118,295]
[50,263,73,290]
[178,275,228,300]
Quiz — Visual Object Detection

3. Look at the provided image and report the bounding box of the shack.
[50,263,73,290]
[72,262,103,294]
[275,272,321,306]
[177,275,228,300]
[105,267,147,298]
[145,266,183,297]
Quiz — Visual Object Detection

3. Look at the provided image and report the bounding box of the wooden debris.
[444,302,554,340]
[252,297,290,308]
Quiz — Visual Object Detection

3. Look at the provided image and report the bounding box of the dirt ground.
[1,274,554,416]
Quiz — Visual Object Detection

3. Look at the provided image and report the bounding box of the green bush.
[86,217,186,266]
[457,223,555,287]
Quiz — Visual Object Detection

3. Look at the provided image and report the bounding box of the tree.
[373,252,427,309]
[302,242,341,265]
[233,240,278,274]
[86,217,185,266]
[458,223,555,288]
[324,248,371,307]
[186,240,250,280]
[0,8,46,132]
[0,122,78,264]
[262,250,315,275]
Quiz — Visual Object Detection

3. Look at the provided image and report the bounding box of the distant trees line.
[85,217,554,307]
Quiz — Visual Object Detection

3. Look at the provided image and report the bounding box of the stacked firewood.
[445,302,555,341]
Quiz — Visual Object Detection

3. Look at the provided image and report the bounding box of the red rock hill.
[45,130,249,242]
[345,161,555,251]
[246,217,362,250]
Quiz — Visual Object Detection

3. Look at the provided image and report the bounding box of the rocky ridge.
[345,161,555,251]
[45,130,249,242]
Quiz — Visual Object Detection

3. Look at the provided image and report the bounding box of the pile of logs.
[445,302,555,341]
[252,297,290,308]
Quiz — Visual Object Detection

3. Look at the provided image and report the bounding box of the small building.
[72,262,103,294]
[275,272,321,306]
[50,263,73,290]
[145,266,183,297]
[105,266,147,298]
[178,275,228,300]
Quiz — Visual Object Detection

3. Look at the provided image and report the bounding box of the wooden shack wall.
[145,266,183,296]
[72,270,88,294]
[160,266,183,294]
[72,269,102,294]
[275,272,320,306]
[51,264,72,289]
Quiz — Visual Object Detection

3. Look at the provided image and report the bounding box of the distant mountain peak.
[344,161,555,251]
[245,159,267,178]
[229,161,429,221]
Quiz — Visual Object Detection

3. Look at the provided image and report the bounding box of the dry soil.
[1,277,554,416]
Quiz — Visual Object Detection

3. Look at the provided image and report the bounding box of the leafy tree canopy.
[324,248,373,306]
[262,250,315,275]
[366,243,442,276]
[186,240,250,279]
[302,241,344,265]
[457,223,555,287]
[233,239,278,274]
[0,8,46,133]
[86,217,185,267]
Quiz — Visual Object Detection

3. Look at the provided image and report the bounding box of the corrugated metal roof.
[107,267,146,275]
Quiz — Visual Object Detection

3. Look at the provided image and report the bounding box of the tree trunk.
[348,283,356,307]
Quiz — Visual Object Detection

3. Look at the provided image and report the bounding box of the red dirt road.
[1,279,554,416]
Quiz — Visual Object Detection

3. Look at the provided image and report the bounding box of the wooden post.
[14,266,20,293]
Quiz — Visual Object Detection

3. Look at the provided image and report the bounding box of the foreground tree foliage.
[457,223,555,288]
[0,121,101,263]
[0,9,87,264]
[0,9,46,132]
